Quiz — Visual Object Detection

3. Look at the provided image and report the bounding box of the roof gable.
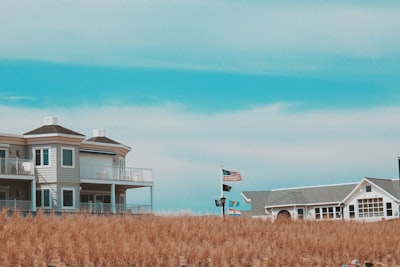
[366,177,400,200]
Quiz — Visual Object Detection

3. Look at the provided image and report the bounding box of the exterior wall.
[342,182,397,221]
[8,144,29,159]
[29,144,58,184]
[56,144,81,184]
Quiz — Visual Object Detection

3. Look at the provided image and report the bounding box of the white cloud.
[0,1,399,73]
[2,103,400,212]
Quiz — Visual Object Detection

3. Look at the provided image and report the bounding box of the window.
[35,148,49,166]
[36,189,51,208]
[357,198,384,218]
[297,208,304,220]
[349,205,355,218]
[315,206,340,220]
[62,188,75,208]
[62,147,74,168]
[322,207,328,219]
[366,185,372,192]
[328,207,334,218]
[386,202,393,216]
[315,208,320,219]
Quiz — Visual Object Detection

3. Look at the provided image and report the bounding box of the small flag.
[228,208,241,216]
[229,200,239,207]
[215,199,222,207]
[222,184,232,192]
[223,169,242,181]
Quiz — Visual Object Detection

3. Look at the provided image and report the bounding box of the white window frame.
[36,188,52,208]
[61,147,75,168]
[357,198,384,218]
[61,188,75,209]
[33,147,50,167]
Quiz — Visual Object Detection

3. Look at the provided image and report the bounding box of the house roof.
[24,124,84,137]
[365,177,400,199]
[85,136,121,145]
[242,183,356,215]
[242,177,400,216]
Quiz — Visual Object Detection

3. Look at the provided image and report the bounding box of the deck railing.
[0,200,152,214]
[0,200,32,211]
[0,158,34,176]
[80,165,153,182]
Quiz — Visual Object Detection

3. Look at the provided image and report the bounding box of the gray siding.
[30,144,58,184]
[9,144,29,159]
[56,145,80,185]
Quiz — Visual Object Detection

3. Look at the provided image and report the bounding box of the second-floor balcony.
[0,158,35,177]
[80,165,153,183]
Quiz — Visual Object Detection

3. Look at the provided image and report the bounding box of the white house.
[241,177,400,222]
[0,116,154,214]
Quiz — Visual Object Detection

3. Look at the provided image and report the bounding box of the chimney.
[93,129,106,137]
[44,116,58,125]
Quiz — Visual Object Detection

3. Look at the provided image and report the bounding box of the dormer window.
[366,185,372,192]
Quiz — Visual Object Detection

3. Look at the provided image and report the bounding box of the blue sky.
[1,1,400,214]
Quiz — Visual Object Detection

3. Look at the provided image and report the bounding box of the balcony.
[80,165,153,183]
[0,158,35,177]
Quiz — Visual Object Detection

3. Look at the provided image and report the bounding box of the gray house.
[0,116,154,214]
[242,177,400,221]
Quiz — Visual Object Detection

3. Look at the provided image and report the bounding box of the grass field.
[0,210,399,266]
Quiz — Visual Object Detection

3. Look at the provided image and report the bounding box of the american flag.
[222,169,242,181]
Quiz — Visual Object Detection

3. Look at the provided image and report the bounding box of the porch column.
[31,178,36,213]
[111,183,116,214]
[150,186,154,213]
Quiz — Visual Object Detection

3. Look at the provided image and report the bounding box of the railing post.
[111,183,116,214]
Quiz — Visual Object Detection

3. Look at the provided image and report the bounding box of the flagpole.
[220,164,223,198]
[220,164,226,218]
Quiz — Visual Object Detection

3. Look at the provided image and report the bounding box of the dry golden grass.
[0,209,399,266]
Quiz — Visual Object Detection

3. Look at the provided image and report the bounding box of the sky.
[1,0,400,214]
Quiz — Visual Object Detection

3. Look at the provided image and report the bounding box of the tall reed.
[0,210,399,266]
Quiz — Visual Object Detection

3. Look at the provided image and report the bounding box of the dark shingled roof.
[86,136,121,145]
[24,125,84,136]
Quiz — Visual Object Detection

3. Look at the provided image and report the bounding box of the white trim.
[61,146,75,168]
[61,187,75,209]
[82,141,131,151]
[0,144,10,148]
[266,201,340,209]
[24,133,84,140]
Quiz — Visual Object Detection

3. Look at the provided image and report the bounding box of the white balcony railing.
[0,158,35,176]
[80,165,153,183]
